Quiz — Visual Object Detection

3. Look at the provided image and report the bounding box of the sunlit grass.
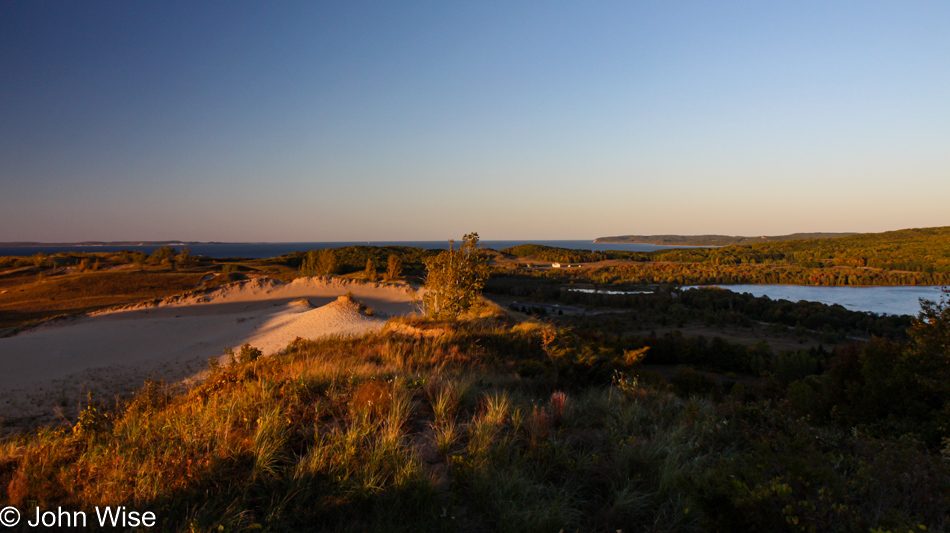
[1,308,947,532]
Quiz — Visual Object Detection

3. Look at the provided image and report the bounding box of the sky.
[1,1,948,242]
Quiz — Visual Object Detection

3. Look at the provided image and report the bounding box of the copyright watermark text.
[0,507,19,528]
[0,506,156,529]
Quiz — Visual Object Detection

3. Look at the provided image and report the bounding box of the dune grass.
[1,310,946,532]
[0,270,205,331]
[0,252,300,333]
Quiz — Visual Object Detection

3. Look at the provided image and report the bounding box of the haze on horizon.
[2,2,948,243]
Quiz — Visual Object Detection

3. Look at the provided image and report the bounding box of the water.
[686,284,948,317]
[0,240,688,259]
[567,288,653,295]
[9,241,940,317]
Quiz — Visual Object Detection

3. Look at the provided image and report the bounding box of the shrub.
[364,257,377,281]
[418,232,488,318]
[386,254,403,280]
[670,366,718,397]
[238,343,263,363]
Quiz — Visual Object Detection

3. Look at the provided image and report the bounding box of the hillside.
[2,300,948,531]
[652,226,950,273]
[502,227,950,286]
[594,232,855,246]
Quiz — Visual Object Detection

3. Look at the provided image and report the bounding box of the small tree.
[300,248,338,277]
[386,254,403,281]
[364,257,377,281]
[315,248,338,276]
[32,252,48,268]
[149,246,176,266]
[299,250,316,276]
[419,232,488,318]
[131,251,147,270]
[176,247,192,268]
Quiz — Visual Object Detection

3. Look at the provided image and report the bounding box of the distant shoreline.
[0,240,687,259]
[0,241,231,247]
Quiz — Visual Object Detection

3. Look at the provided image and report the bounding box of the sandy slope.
[0,277,416,429]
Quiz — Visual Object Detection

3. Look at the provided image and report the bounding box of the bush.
[238,343,263,363]
[670,366,718,397]
[419,232,488,318]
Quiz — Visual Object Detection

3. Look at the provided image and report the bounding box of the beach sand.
[0,277,416,429]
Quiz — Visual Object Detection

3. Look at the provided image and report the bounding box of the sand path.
[0,277,416,429]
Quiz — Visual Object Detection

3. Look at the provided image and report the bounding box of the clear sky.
[2,1,948,242]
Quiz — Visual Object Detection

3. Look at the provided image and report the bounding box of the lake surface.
[0,240,689,258]
[686,284,948,317]
[568,288,654,295]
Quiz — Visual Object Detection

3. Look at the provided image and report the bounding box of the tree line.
[500,226,950,280]
[499,261,950,286]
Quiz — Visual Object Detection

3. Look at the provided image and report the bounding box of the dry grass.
[1,308,947,532]
[0,254,299,332]
[0,271,203,331]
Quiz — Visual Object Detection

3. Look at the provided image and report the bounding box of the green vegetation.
[2,294,948,531]
[0,250,299,333]
[0,244,434,333]
[651,226,950,272]
[501,226,950,286]
[0,271,204,332]
[419,233,489,318]
[284,246,438,279]
[149,245,178,266]
[300,249,339,277]
[386,254,403,281]
[594,232,855,246]
[364,257,378,281]
[500,244,616,264]
[585,261,947,286]
[2,229,950,529]
[490,278,913,339]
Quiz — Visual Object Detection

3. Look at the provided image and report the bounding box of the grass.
[0,270,205,331]
[1,308,947,531]
[0,253,301,333]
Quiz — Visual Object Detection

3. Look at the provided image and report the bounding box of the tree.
[911,288,950,363]
[176,247,193,267]
[819,288,950,444]
[300,248,338,277]
[419,232,489,318]
[386,254,403,281]
[131,251,147,270]
[299,250,317,276]
[149,246,176,265]
[905,288,950,412]
[364,257,377,281]
[316,249,338,276]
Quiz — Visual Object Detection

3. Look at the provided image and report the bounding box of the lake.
[0,240,689,258]
[685,284,948,317]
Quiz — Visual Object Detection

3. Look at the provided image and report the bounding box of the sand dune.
[0,277,416,429]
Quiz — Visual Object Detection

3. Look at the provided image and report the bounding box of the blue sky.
[2,1,948,242]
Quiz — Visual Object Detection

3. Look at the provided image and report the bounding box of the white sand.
[0,277,416,429]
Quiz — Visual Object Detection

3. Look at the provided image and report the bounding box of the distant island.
[593,232,856,247]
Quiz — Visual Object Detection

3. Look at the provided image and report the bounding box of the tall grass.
[1,312,947,532]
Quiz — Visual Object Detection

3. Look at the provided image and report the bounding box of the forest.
[502,226,950,286]
[593,232,855,246]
